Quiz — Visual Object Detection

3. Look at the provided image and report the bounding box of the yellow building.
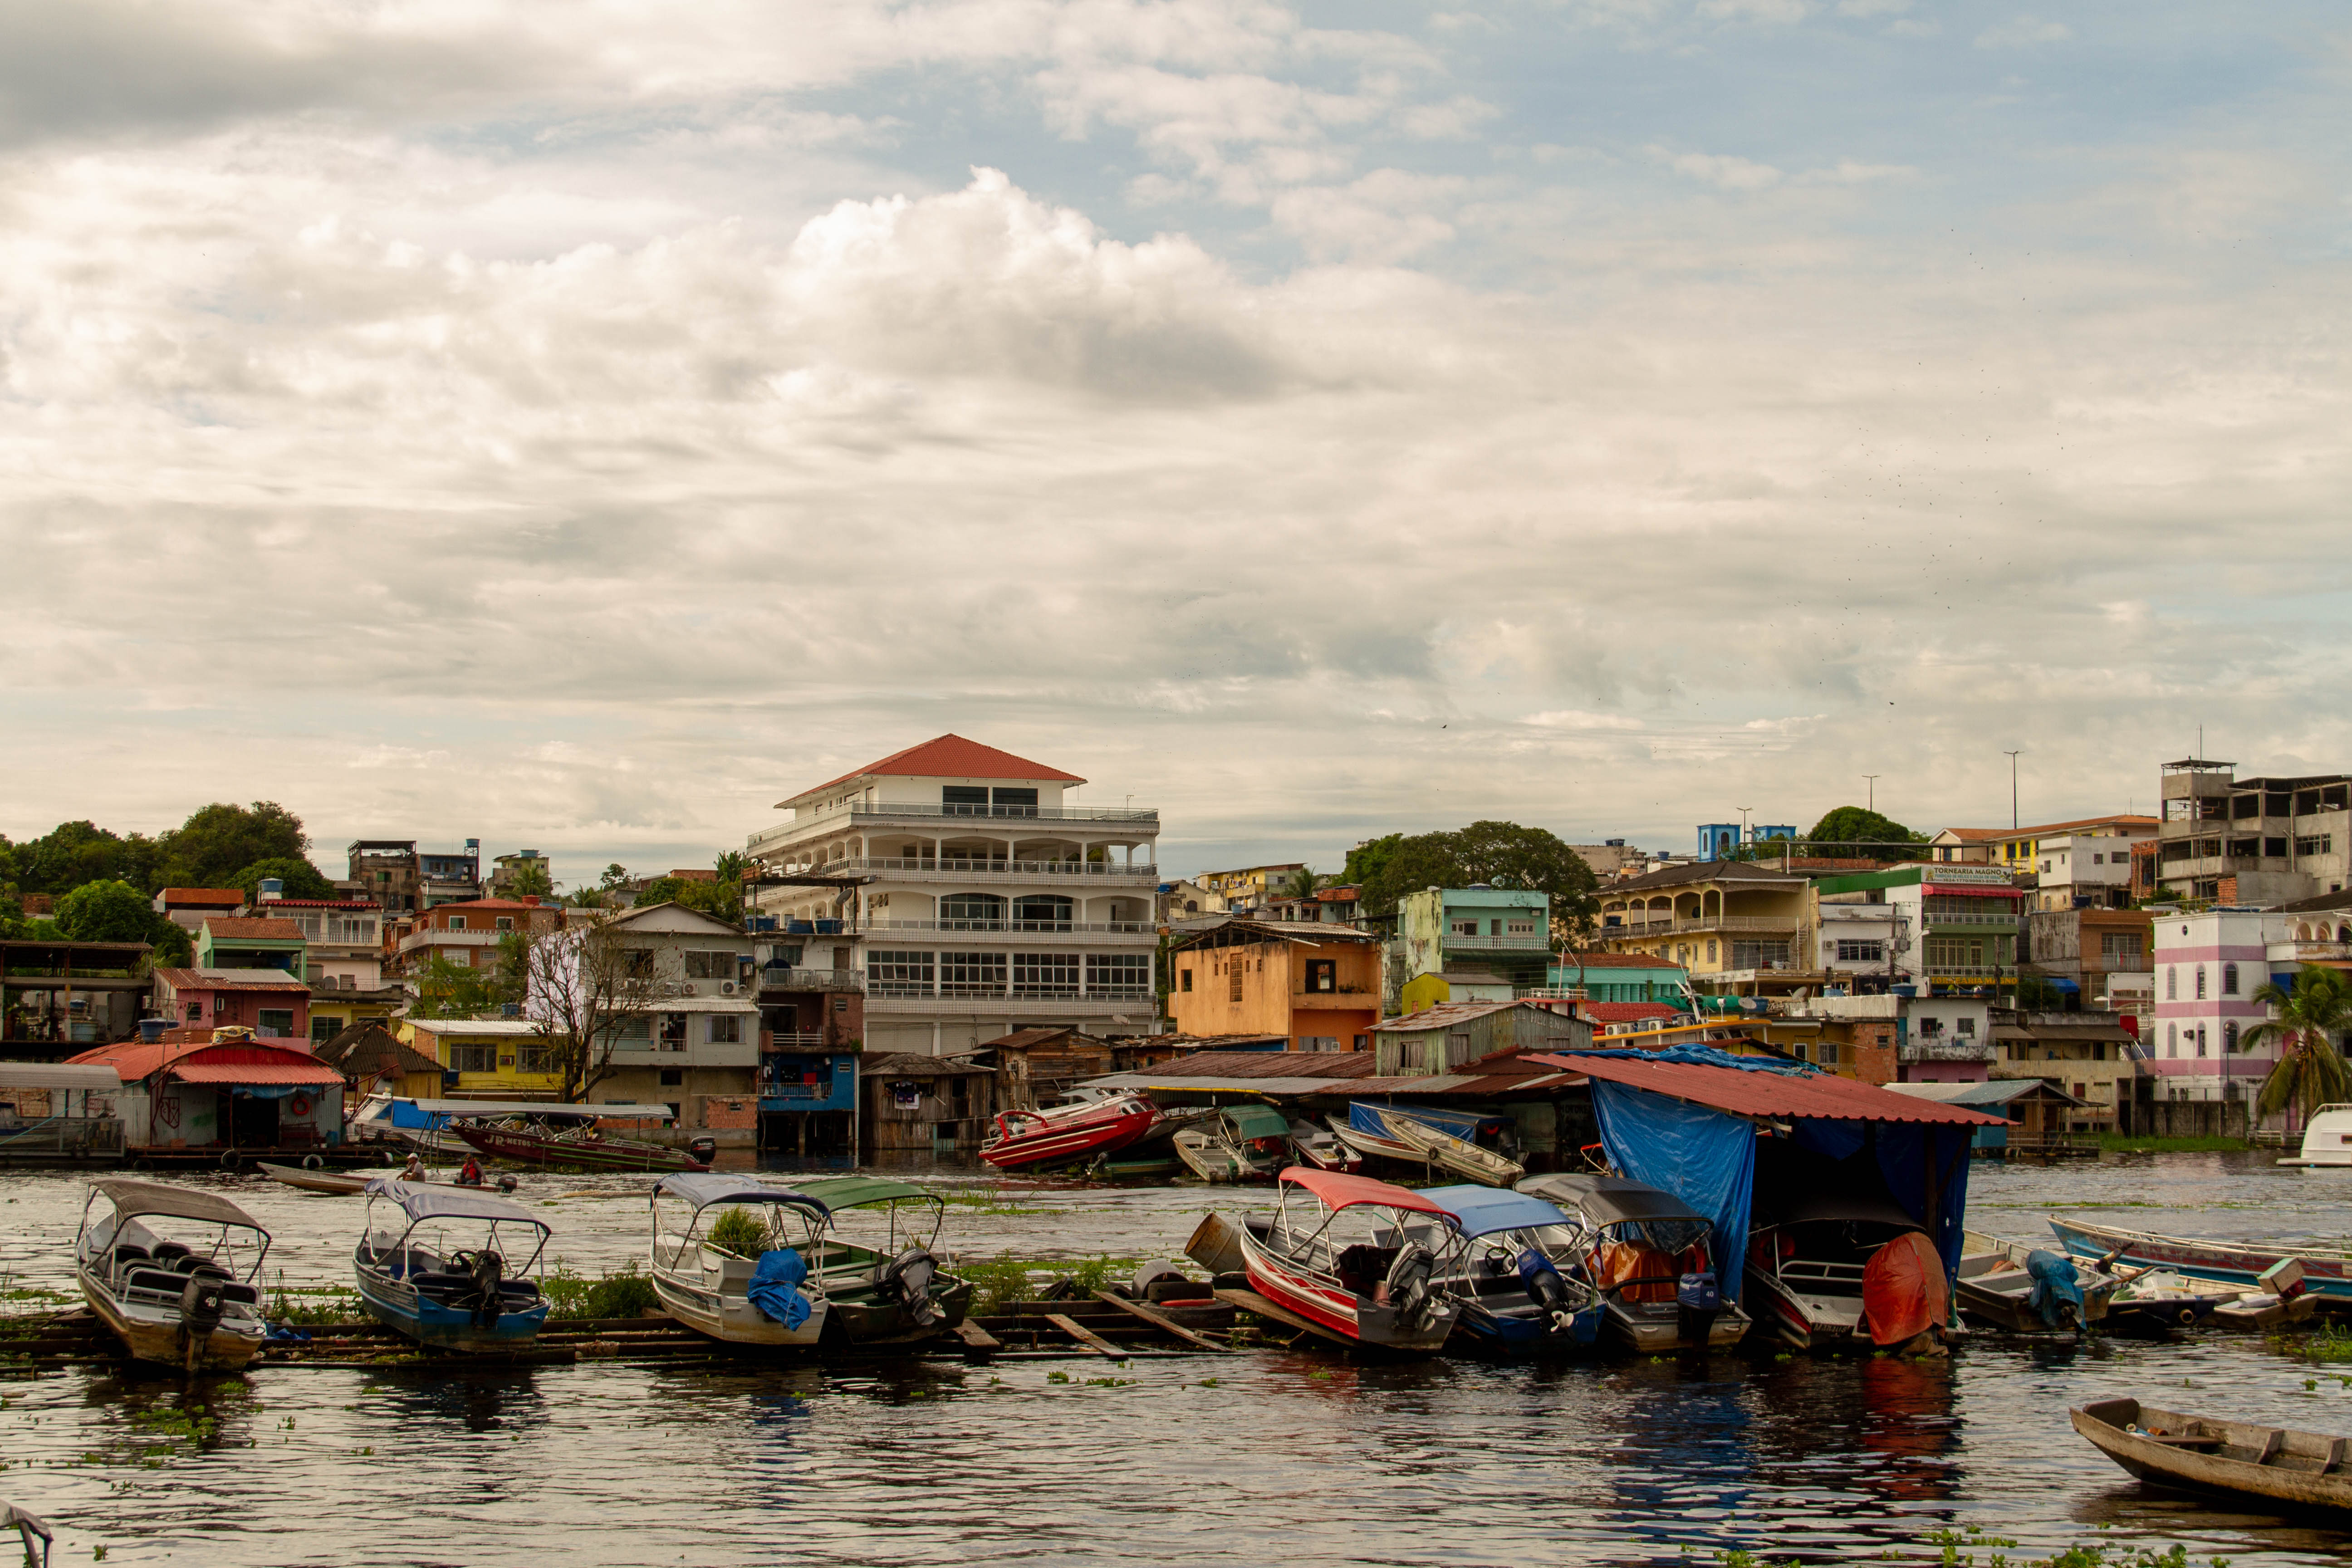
[305,982,406,1048]
[1929,814,2157,870]
[398,1019,565,1098]
[1196,863,1307,913]
[1596,861,1814,997]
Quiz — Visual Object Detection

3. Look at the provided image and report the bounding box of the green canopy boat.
[1174,1103,1293,1184]
[794,1176,973,1346]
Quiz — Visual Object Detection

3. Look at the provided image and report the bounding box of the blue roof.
[1421,1184,1570,1236]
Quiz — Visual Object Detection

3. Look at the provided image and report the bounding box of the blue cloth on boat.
[1348,1102,1500,1142]
[2026,1250,2085,1327]
[1873,1122,1975,1286]
[746,1248,811,1328]
[1589,1081,1756,1304]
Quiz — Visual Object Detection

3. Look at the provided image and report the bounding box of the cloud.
[1698,0,1813,23]
[1975,15,2072,48]
[1653,147,1784,190]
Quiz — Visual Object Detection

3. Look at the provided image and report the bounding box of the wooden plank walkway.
[1091,1291,1232,1352]
[1042,1312,1127,1358]
[1213,1287,1353,1349]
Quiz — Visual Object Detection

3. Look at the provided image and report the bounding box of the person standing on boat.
[455,1156,485,1188]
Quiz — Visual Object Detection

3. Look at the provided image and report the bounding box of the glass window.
[447,916,467,931]
[708,1015,741,1044]
[612,1015,652,1043]
[941,893,1006,930]
[495,916,514,932]
[449,1041,496,1073]
[1012,953,1080,997]
[2195,966,2206,999]
[623,948,656,978]
[2166,1023,2176,1056]
[517,1038,557,1073]
[2166,965,2177,1000]
[684,950,742,980]
[1179,967,1192,992]
[257,1008,294,1038]
[2221,962,2238,996]
[1088,954,1152,997]
[939,952,1007,997]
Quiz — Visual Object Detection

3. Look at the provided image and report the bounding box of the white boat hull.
[652,1259,828,1347]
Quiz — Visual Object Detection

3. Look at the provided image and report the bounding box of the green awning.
[794,1175,941,1211]
[1225,1104,1292,1141]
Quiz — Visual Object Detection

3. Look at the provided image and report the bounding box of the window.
[2195,1027,2208,1058]
[1180,968,1193,993]
[2166,1023,2177,1056]
[2166,965,2177,1000]
[1956,1017,1976,1036]
[2195,966,2207,999]
[659,1013,689,1046]
[1820,1042,1839,1065]
[1013,895,1073,930]
[1450,920,1478,937]
[941,893,1006,930]
[1012,953,1080,997]
[185,1000,203,1021]
[1506,920,1536,936]
[1923,937,1989,971]
[517,1038,557,1073]
[1087,954,1152,998]
[940,952,1008,997]
[623,948,656,979]
[447,916,467,931]
[495,916,514,932]
[2266,838,2289,858]
[311,1016,337,1044]
[257,1008,294,1038]
[612,1014,652,1044]
[1835,940,1884,963]
[991,786,1039,815]
[2297,835,2335,858]
[1729,940,1787,969]
[684,950,742,980]
[448,1042,496,1074]
[2100,933,2143,960]
[2223,1020,2239,1053]
[1306,959,1337,993]
[1230,956,1244,1003]
[2222,962,2238,996]
[659,1068,684,1088]
[942,785,990,814]
[1919,1016,1943,1038]
[868,951,935,996]
[1706,941,1719,962]
[2091,853,2103,865]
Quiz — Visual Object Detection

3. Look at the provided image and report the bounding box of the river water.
[4,1151,2351,1566]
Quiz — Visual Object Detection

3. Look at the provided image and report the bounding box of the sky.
[3,0,2347,889]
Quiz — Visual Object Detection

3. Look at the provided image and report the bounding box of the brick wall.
[699,1095,756,1130]
[1850,1021,1898,1085]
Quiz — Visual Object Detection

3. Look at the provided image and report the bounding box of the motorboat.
[1235,1167,1466,1352]
[2278,1103,2352,1167]
[1517,1172,1749,1352]
[350,1094,686,1164]
[260,1161,517,1196]
[1286,1118,1361,1173]
[1955,1231,2117,1333]
[979,1093,1156,1172]
[74,1178,271,1372]
[352,1176,552,1351]
[649,1174,833,1347]
[2101,1266,2230,1337]
[794,1175,972,1345]
[2073,1398,2352,1515]
[1327,1110,1417,1170]
[456,1109,707,1173]
[1422,1184,1602,1353]
[1343,1102,1524,1187]
[1174,1104,1293,1183]
[2048,1215,2352,1301]
[1745,1189,1944,1350]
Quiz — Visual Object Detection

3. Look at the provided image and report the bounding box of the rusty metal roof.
[1523,1051,2006,1125]
[1372,1000,1559,1033]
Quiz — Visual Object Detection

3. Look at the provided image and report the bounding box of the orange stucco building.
[1167,920,1382,1050]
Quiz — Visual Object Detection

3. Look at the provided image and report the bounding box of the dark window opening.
[1306,959,1337,993]
[659,1069,683,1087]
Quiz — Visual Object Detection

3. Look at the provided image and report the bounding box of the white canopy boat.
[649,1174,834,1347]
[74,1179,271,1372]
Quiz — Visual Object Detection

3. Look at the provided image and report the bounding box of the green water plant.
[705,1207,771,1259]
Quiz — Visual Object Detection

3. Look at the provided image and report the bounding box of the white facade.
[2029,833,2139,912]
[2148,909,2281,1108]
[1813,902,1902,985]
[745,740,1160,1055]
[262,898,384,988]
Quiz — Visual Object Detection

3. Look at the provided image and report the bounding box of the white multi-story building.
[2148,908,2280,1109]
[2028,832,2142,912]
[745,735,1161,1056]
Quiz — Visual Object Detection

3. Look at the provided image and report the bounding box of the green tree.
[504,859,556,900]
[598,863,632,892]
[1283,866,1319,902]
[230,857,337,902]
[54,880,160,943]
[407,953,516,1019]
[1341,833,1403,890]
[714,850,749,884]
[635,876,743,924]
[2244,968,2352,1127]
[1803,806,1928,863]
[1356,821,1599,929]
[8,820,163,895]
[157,802,309,889]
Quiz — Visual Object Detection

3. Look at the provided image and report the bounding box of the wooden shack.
[1371,1000,1591,1078]
[975,1027,1115,1110]
[858,1052,997,1156]
[314,1021,445,1101]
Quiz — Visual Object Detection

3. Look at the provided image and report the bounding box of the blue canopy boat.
[1421,1184,1602,1352]
[352,1176,552,1351]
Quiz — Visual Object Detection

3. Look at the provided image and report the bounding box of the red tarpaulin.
[1862,1231,1949,1345]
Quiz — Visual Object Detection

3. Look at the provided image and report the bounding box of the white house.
[2148,908,2281,1110]
[745,735,1160,1055]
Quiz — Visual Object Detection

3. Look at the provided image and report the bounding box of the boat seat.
[151,1242,192,1264]
[111,1243,151,1270]
[1333,1243,1397,1297]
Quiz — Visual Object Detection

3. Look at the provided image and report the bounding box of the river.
[3,1150,2349,1566]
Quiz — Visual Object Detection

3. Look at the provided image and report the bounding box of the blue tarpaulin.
[746,1248,811,1328]
[1348,1102,1501,1142]
[1588,1082,1757,1303]
[1872,1122,1975,1281]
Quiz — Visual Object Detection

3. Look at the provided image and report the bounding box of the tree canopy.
[1341,834,1403,890]
[157,802,310,889]
[50,879,192,965]
[230,857,338,902]
[1,802,318,902]
[635,876,743,924]
[1802,806,1928,862]
[1356,821,1598,926]
[2248,968,2352,1124]
[503,859,555,900]
[2,821,161,896]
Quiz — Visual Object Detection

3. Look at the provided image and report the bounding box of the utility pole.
[1863,775,1880,813]
[2003,751,2021,831]
[1737,806,1754,846]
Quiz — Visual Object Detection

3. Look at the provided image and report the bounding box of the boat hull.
[1173,1129,1279,1184]
[825,1277,974,1345]
[2074,1398,2352,1515]
[1602,1297,1751,1354]
[260,1161,370,1195]
[1374,1110,1524,1189]
[652,1266,828,1347]
[979,1104,1155,1171]
[1235,1222,1457,1352]
[1743,1268,1862,1350]
[78,1275,265,1372]
[456,1124,707,1173]
[2049,1216,2352,1300]
[354,1268,550,1352]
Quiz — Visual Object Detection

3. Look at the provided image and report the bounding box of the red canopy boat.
[979,1094,1157,1172]
[1237,1167,1465,1352]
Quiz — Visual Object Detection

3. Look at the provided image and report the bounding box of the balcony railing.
[762,1032,827,1050]
[866,989,1156,1009]
[866,920,1155,936]
[780,857,1160,881]
[787,801,1159,825]
[1900,1039,1995,1063]
[1439,933,1551,951]
[757,967,864,993]
[1600,915,1798,936]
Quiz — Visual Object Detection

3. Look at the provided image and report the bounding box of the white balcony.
[750,808,1157,859]
[756,967,865,992]
[784,857,1160,884]
[1601,915,1800,937]
[864,992,1158,1018]
[1440,932,1551,952]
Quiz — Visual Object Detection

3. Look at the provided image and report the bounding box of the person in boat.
[455,1156,485,1188]
[402,1153,427,1181]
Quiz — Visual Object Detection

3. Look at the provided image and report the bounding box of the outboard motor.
[496,1175,519,1195]
[468,1250,506,1328]
[179,1276,227,1372]
[876,1247,945,1327]
[1676,1269,1723,1347]
[1383,1242,1439,1332]
[687,1136,719,1166]
[1516,1249,1586,1337]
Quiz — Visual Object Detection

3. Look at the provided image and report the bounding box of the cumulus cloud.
[1653,147,1784,190]
[1975,15,2072,48]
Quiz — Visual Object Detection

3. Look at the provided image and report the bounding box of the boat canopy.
[88,1178,265,1230]
[1422,1184,1570,1238]
[363,1097,679,1126]
[1278,1166,1457,1219]
[792,1175,937,1210]
[1517,1173,1706,1229]
[1348,1101,1503,1142]
[1224,1104,1292,1141]
[361,1175,548,1228]
[1753,1187,1925,1231]
[654,1173,830,1215]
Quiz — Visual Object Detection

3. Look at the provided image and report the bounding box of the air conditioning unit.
[678,981,697,997]
[720,981,737,995]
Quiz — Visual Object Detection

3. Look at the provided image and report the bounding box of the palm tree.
[1285,866,1319,903]
[2244,967,2352,1128]
[715,850,749,884]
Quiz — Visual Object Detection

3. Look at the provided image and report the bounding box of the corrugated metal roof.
[1372,1000,1556,1033]
[1159,1050,1378,1078]
[1882,1078,2085,1108]
[170,1061,346,1086]
[199,917,305,940]
[1523,1051,2008,1125]
[158,888,242,905]
[68,1038,334,1084]
[152,967,313,994]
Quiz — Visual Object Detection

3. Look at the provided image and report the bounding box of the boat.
[649,1174,833,1347]
[1287,1117,1362,1173]
[352,1176,552,1351]
[1517,1173,1750,1352]
[794,1175,973,1345]
[1235,1167,1466,1352]
[350,1095,686,1162]
[1423,1183,1602,1352]
[2278,1103,2352,1168]
[979,1093,1157,1172]
[2212,1289,2324,1331]
[1327,1111,1417,1169]
[73,1178,272,1372]
[455,1110,707,1173]
[1955,1232,2118,1333]
[1747,1191,1951,1349]
[1174,1104,1293,1183]
[1348,1102,1525,1187]
[2073,1397,2352,1515]
[2097,1262,2230,1338]
[2048,1215,2352,1301]
[260,1161,517,1196]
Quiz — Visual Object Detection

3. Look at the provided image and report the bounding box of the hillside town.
[5,738,2345,1166]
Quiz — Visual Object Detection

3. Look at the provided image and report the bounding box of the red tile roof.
[795,734,1087,799]
[1556,951,1682,969]
[201,917,305,940]
[1524,1051,2006,1125]
[160,888,244,906]
[1579,1002,1681,1024]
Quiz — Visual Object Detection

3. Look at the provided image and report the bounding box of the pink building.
[151,968,314,1043]
[2148,910,2276,1106]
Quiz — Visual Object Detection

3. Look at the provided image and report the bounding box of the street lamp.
[1863,774,1880,813]
[2003,752,2022,831]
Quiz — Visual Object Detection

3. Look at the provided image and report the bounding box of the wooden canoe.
[2074,1398,2352,1515]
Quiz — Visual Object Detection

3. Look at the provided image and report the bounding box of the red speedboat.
[979,1094,1157,1171]
[1235,1167,1465,1352]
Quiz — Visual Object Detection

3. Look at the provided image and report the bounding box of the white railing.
[785,801,1159,825]
[1597,915,1798,936]
[762,1032,826,1050]
[775,857,1160,881]
[865,919,1155,935]
[756,968,864,992]
[1439,933,1550,951]
[865,989,1155,1008]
